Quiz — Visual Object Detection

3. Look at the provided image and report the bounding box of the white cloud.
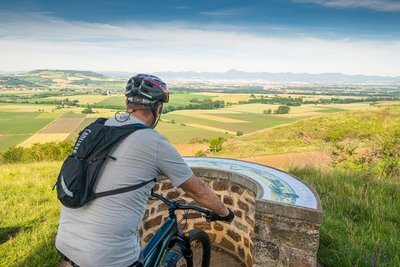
[0,12,399,76]
[293,0,400,12]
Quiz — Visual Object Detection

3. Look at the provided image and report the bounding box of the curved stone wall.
[139,158,323,266]
[140,168,258,266]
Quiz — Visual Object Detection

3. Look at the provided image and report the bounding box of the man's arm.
[179,175,229,217]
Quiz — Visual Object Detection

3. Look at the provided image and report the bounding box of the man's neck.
[127,110,153,127]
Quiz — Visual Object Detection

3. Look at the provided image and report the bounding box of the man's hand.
[208,208,235,223]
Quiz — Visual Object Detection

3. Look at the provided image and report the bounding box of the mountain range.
[101,69,400,85]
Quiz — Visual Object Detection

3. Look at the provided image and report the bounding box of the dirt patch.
[241,151,331,169]
[175,144,209,156]
[41,118,84,133]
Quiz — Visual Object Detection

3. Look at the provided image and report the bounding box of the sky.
[0,0,399,76]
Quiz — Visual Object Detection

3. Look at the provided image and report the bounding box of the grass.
[216,105,400,158]
[0,162,62,267]
[289,167,400,266]
[0,161,399,266]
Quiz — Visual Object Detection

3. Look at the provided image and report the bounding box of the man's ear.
[157,102,163,115]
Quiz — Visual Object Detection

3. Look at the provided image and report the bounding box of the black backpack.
[54,118,154,208]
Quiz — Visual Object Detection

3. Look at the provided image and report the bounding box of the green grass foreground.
[289,167,400,266]
[0,162,399,266]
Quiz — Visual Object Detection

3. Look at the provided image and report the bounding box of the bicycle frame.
[142,215,179,266]
[142,192,213,267]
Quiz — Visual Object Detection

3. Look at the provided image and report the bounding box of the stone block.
[213,222,224,231]
[232,184,244,195]
[220,237,235,251]
[144,215,162,230]
[193,222,212,231]
[213,180,229,191]
[227,229,242,242]
[223,195,234,205]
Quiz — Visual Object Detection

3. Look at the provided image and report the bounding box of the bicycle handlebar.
[151,190,235,223]
[151,191,212,219]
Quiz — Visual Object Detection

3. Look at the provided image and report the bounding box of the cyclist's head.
[125,74,169,128]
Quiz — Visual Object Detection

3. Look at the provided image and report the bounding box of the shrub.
[209,137,224,153]
[274,105,290,114]
[194,150,206,157]
[0,141,74,164]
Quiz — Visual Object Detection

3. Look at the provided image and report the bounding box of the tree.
[209,137,224,153]
[274,105,290,114]
[81,107,94,114]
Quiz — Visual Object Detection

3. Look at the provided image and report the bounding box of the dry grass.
[18,133,70,147]
[241,151,331,169]
[187,123,236,134]
[183,113,247,123]
[0,104,56,112]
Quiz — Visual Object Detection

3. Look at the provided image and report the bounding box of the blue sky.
[1,0,399,76]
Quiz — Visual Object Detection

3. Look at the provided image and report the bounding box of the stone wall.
[253,201,323,267]
[139,167,322,267]
[139,168,258,267]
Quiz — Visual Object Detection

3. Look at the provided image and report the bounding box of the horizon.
[0,0,399,76]
[3,68,400,79]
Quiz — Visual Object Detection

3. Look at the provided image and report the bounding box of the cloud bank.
[294,0,400,12]
[0,12,399,76]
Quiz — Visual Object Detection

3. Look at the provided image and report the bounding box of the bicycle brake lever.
[203,211,212,222]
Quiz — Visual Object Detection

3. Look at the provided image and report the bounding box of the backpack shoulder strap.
[94,118,107,124]
[94,178,156,198]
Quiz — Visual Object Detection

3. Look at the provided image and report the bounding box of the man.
[55,74,234,267]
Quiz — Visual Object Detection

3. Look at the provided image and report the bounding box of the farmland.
[0,111,59,151]
[0,69,398,155]
[0,91,391,152]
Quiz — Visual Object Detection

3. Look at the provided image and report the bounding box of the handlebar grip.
[207,208,235,223]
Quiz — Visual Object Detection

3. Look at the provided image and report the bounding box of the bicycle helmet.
[125,74,169,103]
[124,74,169,128]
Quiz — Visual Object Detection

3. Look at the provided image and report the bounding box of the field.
[0,93,388,152]
[0,111,59,151]
[48,95,111,105]
[95,92,213,108]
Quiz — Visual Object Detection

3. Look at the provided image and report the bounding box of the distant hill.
[152,69,400,85]
[26,69,109,79]
[0,69,124,91]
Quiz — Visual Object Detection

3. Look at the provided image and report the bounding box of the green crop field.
[157,121,230,144]
[96,93,213,109]
[163,111,295,134]
[0,112,58,135]
[48,95,111,105]
[96,96,125,108]
[0,111,59,151]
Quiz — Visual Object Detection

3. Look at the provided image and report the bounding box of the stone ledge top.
[184,157,321,211]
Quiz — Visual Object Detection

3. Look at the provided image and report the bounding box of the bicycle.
[143,190,222,267]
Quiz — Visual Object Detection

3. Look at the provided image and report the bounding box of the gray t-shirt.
[56,115,193,267]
